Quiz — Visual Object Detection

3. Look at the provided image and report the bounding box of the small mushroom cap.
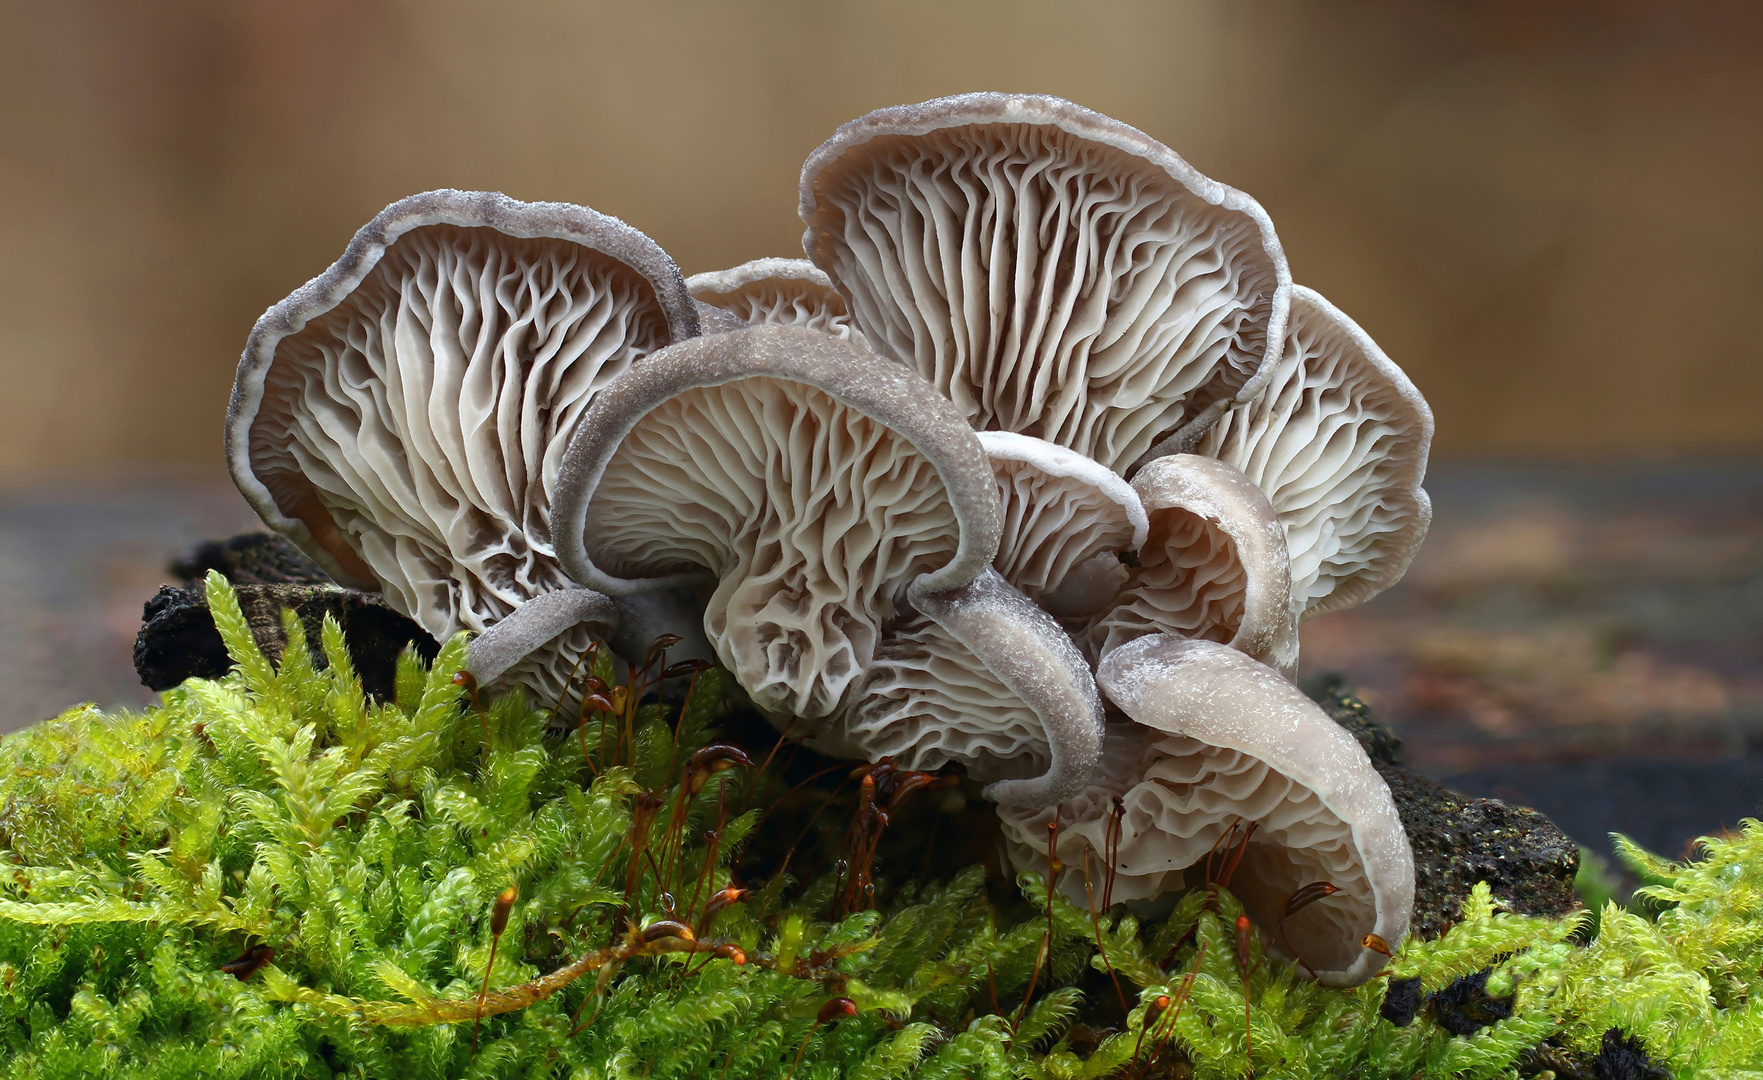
[551,324,1003,719]
[226,189,695,702]
[1196,285,1433,618]
[833,609,1049,782]
[828,432,1146,792]
[907,567,1105,808]
[687,258,866,345]
[1003,634,1413,987]
[977,432,1146,618]
[799,92,1291,473]
[1092,454,1298,675]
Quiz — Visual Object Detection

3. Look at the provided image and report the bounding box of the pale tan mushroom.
[226,189,696,703]
[1001,635,1413,987]
[799,92,1291,473]
[687,258,866,345]
[1195,285,1433,617]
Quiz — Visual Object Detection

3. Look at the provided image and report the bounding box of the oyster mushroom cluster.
[225,93,1432,987]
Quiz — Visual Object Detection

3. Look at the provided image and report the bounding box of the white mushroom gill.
[799,92,1291,474]
[687,258,867,345]
[551,325,1106,807]
[1002,635,1413,988]
[1196,285,1434,618]
[227,191,697,706]
[1092,453,1299,675]
[586,375,966,718]
[907,568,1104,808]
[834,432,1144,793]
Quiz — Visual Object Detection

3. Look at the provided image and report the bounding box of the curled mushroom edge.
[1002,634,1414,988]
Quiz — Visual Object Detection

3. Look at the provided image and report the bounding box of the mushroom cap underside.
[687,258,865,344]
[1197,284,1433,619]
[1003,634,1412,987]
[1092,453,1299,675]
[550,324,1004,720]
[226,190,696,702]
[829,431,1144,780]
[799,91,1292,474]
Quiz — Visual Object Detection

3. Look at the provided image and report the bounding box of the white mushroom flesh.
[800,93,1290,473]
[687,258,867,345]
[1196,285,1433,617]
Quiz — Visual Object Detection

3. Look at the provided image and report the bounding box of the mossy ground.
[0,574,1756,1078]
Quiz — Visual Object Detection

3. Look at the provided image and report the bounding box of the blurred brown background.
[4,0,1762,472]
[1,0,1760,856]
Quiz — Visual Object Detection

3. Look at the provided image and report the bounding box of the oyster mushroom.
[1091,453,1299,676]
[1195,285,1433,617]
[550,324,1104,808]
[977,432,1147,620]
[226,189,697,702]
[687,258,866,344]
[1002,635,1413,987]
[828,432,1143,783]
[798,92,1291,473]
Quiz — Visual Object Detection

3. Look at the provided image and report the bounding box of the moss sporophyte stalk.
[0,573,1752,1078]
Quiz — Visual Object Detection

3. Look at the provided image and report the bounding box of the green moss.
[0,573,1755,1078]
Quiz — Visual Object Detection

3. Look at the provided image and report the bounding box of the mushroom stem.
[909,567,1104,809]
[465,589,619,686]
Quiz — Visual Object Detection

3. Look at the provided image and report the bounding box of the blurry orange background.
[2,0,1760,479]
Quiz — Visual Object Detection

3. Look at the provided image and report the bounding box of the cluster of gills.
[225,93,1443,987]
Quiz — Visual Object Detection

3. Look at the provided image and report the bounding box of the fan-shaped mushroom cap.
[799,92,1291,473]
[551,324,997,718]
[823,432,1140,784]
[829,431,1144,796]
[226,189,697,701]
[1196,286,1433,618]
[1002,635,1412,987]
[976,432,1147,619]
[551,324,1104,808]
[1091,454,1298,675]
[687,258,866,344]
